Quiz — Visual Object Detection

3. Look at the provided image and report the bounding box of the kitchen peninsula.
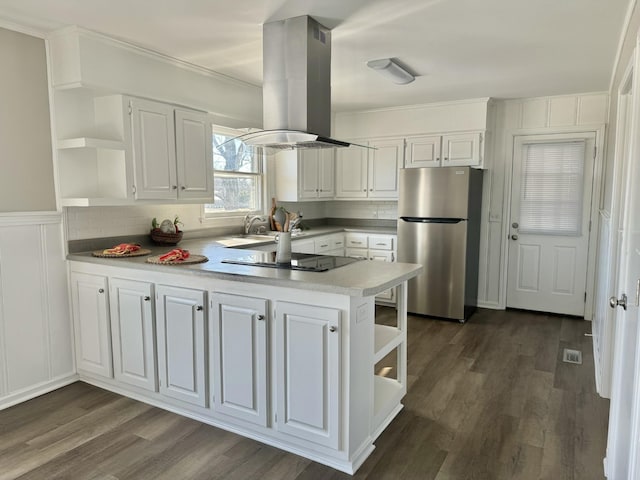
[67,238,421,474]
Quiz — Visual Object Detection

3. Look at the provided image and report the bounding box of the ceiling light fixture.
[366,58,415,85]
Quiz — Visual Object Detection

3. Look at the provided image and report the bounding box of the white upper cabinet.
[368,138,403,198]
[406,132,483,168]
[335,138,402,199]
[335,144,369,198]
[131,98,214,201]
[405,135,441,168]
[53,92,213,206]
[131,98,177,200]
[275,149,335,201]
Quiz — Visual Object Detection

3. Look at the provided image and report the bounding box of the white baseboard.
[477,300,502,310]
[0,373,78,411]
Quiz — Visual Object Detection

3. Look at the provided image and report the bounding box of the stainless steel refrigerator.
[397,167,483,322]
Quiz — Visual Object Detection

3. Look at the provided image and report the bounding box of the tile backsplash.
[65,201,398,240]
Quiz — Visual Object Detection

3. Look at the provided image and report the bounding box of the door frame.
[499,124,606,319]
[596,57,634,399]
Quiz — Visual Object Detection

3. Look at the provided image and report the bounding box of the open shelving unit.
[371,282,407,438]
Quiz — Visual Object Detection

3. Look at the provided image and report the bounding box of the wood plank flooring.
[0,308,609,479]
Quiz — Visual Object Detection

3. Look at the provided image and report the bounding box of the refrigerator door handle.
[400,216,465,224]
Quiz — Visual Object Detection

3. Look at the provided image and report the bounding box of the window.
[518,141,585,235]
[204,126,263,217]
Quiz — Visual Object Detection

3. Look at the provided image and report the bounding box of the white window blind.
[518,141,585,236]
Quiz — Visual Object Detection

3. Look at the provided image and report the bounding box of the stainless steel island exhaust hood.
[238,15,352,150]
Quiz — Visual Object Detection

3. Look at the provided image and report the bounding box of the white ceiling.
[0,0,630,112]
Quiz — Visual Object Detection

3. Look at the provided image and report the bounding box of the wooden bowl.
[150,228,183,245]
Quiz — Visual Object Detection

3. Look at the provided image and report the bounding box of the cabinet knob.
[436,157,440,161]
[181,186,186,190]
[444,157,449,161]
[257,314,265,321]
[98,288,104,294]
[329,326,337,333]
[196,305,203,311]
[363,189,366,192]
[172,185,178,190]
[144,296,150,301]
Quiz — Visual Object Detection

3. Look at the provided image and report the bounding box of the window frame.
[202,125,265,220]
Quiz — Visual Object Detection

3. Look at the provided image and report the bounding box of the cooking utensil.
[274,208,286,232]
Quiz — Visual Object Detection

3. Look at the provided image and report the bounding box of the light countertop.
[68,234,421,297]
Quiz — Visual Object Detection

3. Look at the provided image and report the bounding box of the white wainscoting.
[0,212,76,409]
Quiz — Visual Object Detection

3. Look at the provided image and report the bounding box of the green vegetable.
[152,217,159,229]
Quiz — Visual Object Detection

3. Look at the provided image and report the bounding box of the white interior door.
[606,44,640,480]
[507,132,596,316]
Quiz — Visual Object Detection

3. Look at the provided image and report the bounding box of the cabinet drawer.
[345,247,368,259]
[368,235,394,251]
[314,237,333,253]
[345,233,368,248]
[331,234,345,250]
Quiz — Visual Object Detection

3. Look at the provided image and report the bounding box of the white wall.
[0,27,56,212]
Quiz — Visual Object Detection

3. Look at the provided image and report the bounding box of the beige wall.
[0,27,56,212]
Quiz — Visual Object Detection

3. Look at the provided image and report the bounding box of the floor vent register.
[562,348,583,365]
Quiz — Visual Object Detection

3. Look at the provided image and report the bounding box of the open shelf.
[372,375,404,438]
[374,324,403,364]
[57,137,124,150]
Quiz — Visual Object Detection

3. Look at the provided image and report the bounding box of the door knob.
[512,222,519,229]
[511,234,518,240]
[609,294,628,310]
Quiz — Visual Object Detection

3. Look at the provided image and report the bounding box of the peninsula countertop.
[68,237,422,297]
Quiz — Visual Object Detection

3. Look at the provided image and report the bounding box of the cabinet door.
[109,278,157,392]
[335,143,368,198]
[292,238,315,254]
[317,148,335,198]
[406,135,442,168]
[175,110,214,200]
[442,132,481,167]
[368,138,402,199]
[70,272,112,378]
[299,150,320,200]
[276,302,340,449]
[210,293,268,426]
[131,98,177,200]
[156,285,207,407]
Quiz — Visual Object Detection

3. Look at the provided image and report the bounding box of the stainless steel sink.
[234,234,277,240]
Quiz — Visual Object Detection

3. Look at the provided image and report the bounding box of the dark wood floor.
[0,308,609,480]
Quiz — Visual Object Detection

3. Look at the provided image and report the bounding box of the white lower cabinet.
[70,272,113,378]
[156,285,207,407]
[109,278,157,392]
[209,293,268,427]
[275,301,340,449]
[67,260,409,474]
[345,233,397,304]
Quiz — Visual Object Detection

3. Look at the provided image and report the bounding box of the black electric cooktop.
[221,252,362,272]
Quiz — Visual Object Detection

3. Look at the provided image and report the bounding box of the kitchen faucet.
[244,214,266,235]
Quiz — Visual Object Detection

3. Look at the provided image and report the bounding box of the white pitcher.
[274,231,292,264]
